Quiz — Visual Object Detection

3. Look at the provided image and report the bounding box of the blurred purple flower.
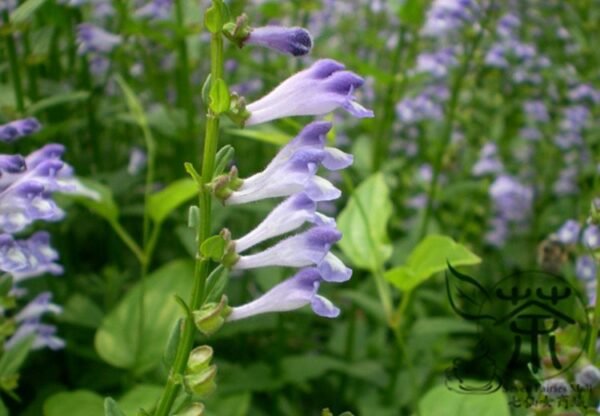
[245,26,313,57]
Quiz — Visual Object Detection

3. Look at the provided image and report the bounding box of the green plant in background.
[0,0,600,415]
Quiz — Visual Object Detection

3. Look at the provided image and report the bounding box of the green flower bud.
[174,403,205,416]
[187,346,213,374]
[184,365,217,396]
[193,295,231,336]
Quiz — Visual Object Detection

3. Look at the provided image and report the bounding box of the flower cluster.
[550,219,600,304]
[214,24,372,322]
[0,119,96,351]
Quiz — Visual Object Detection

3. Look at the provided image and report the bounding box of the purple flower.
[0,232,63,283]
[135,0,172,20]
[415,47,457,78]
[227,268,339,321]
[554,220,580,245]
[489,175,533,222]
[583,225,600,250]
[472,143,503,176]
[77,24,122,55]
[422,0,479,37]
[576,255,596,282]
[245,59,374,126]
[233,226,342,270]
[0,118,41,143]
[226,122,351,205]
[245,26,313,57]
[234,193,334,253]
[523,100,549,123]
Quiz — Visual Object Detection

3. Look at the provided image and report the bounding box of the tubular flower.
[234,193,334,253]
[225,122,351,205]
[77,24,122,55]
[244,26,313,56]
[233,226,342,270]
[245,59,374,126]
[0,118,41,143]
[227,268,340,321]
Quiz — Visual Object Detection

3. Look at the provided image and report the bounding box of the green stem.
[418,34,482,240]
[109,220,146,265]
[153,21,223,416]
[3,11,25,113]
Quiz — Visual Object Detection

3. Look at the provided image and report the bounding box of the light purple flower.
[0,232,63,283]
[233,226,342,270]
[135,0,172,20]
[489,175,533,222]
[576,256,596,282]
[234,193,334,253]
[245,26,313,57]
[523,100,549,123]
[245,59,374,126]
[77,24,122,55]
[226,122,351,205]
[422,0,479,37]
[554,219,581,245]
[415,47,457,78]
[583,225,600,250]
[127,147,147,175]
[472,143,503,176]
[0,118,41,143]
[227,268,339,321]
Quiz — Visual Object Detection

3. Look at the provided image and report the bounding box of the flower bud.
[174,403,205,416]
[187,346,213,374]
[184,365,217,396]
[193,295,231,336]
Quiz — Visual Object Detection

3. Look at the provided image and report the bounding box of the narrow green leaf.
[104,398,126,416]
[0,334,34,376]
[64,178,119,222]
[28,91,90,114]
[148,179,197,224]
[338,173,393,271]
[10,0,48,23]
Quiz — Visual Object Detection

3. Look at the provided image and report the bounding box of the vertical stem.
[3,11,25,113]
[418,34,482,240]
[153,16,223,416]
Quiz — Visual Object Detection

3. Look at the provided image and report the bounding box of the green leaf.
[148,179,197,224]
[200,235,226,261]
[66,178,119,222]
[28,91,90,114]
[209,78,231,115]
[58,294,104,329]
[94,260,194,374]
[398,0,427,26]
[0,334,34,376]
[204,266,229,303]
[418,384,510,416]
[44,391,104,416]
[338,173,393,271]
[118,385,162,416]
[104,398,126,416]
[226,127,291,146]
[385,235,481,292]
[10,0,48,23]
